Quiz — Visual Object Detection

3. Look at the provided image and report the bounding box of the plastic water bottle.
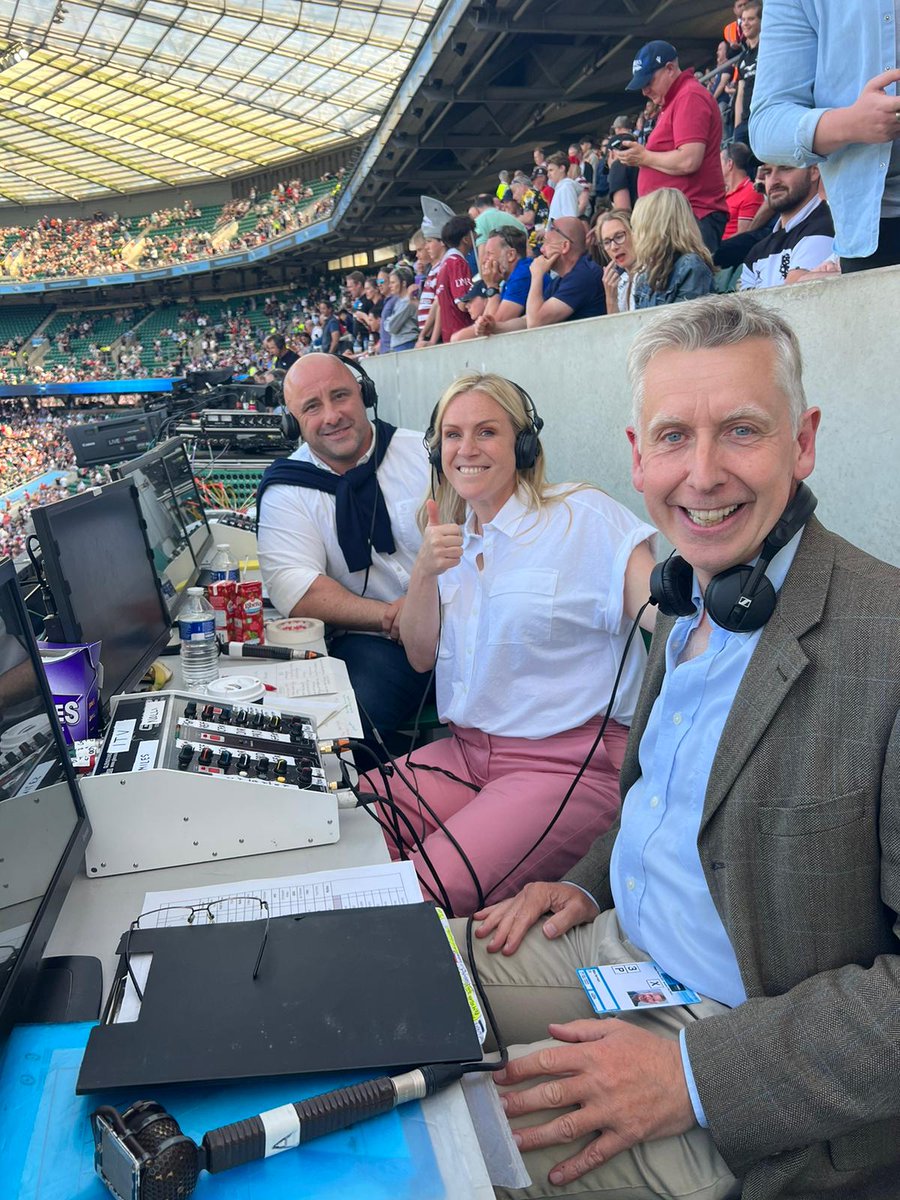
[208,544,239,583]
[179,588,219,687]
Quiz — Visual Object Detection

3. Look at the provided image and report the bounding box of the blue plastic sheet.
[0,1022,448,1200]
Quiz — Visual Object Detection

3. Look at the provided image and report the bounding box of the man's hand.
[381,597,404,642]
[417,499,463,576]
[614,142,647,168]
[494,1019,696,1186]
[473,312,496,337]
[480,250,502,289]
[533,248,558,273]
[848,68,900,142]
[473,881,599,955]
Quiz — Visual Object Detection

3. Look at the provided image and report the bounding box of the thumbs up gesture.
[418,499,464,577]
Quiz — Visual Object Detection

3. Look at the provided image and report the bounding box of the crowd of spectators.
[0,171,346,282]
[2,213,134,280]
[1,0,897,388]
[0,406,113,560]
[397,0,895,351]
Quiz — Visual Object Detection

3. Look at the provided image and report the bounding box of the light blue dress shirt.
[749,0,899,258]
[609,531,802,1125]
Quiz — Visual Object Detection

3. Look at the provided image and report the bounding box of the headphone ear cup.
[360,377,378,409]
[428,446,443,477]
[514,430,540,471]
[281,409,300,441]
[705,564,777,632]
[650,555,697,618]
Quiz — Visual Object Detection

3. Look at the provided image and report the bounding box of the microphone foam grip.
[292,1075,397,1142]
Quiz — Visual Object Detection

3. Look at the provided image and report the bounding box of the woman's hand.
[417,499,463,577]
[602,261,622,312]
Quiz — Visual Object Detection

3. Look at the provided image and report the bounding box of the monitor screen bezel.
[0,555,91,1039]
[30,479,172,703]
[114,437,214,619]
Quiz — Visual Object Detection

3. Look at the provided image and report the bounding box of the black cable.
[350,716,485,915]
[358,396,380,600]
[483,601,651,903]
[338,745,454,914]
[460,914,508,1073]
[342,736,407,864]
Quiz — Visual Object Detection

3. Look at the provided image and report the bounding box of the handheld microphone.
[92,1065,464,1200]
[226,643,323,661]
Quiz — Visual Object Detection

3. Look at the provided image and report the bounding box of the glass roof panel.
[218,45,268,76]
[211,15,260,39]
[0,0,437,204]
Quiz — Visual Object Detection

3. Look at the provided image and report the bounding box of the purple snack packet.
[39,641,102,744]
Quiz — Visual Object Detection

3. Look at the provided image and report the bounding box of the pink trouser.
[364,716,629,918]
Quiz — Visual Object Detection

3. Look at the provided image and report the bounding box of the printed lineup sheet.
[141,861,423,916]
[0,1021,452,1200]
[117,864,422,1023]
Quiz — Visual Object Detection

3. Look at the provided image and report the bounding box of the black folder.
[77,903,482,1094]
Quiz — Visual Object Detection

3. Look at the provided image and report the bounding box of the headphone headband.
[424,380,544,477]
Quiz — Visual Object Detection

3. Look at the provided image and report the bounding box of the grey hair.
[627,294,807,442]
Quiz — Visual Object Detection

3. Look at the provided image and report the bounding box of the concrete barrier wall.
[363,267,899,567]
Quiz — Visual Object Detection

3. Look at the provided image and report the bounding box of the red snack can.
[207,580,237,644]
[235,580,265,644]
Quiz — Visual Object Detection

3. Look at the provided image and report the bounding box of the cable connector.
[318,737,351,755]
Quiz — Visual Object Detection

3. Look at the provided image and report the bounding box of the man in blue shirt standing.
[750,0,900,270]
[464,294,900,1199]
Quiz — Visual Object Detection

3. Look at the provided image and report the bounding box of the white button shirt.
[257,425,431,620]
[436,487,655,737]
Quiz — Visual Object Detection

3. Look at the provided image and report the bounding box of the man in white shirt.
[547,152,582,219]
[256,354,432,746]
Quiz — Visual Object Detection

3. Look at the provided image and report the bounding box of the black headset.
[281,354,379,442]
[649,482,817,632]
[424,381,544,478]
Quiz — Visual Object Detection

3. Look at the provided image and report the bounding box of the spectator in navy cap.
[613,40,729,251]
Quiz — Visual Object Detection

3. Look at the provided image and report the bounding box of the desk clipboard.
[77,903,482,1094]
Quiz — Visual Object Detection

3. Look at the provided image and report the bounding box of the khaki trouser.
[454,909,741,1200]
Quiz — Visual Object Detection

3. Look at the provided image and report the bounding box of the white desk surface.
[46,809,495,1197]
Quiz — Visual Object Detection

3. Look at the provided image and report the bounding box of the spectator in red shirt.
[613,40,729,252]
[433,216,475,344]
[721,142,765,238]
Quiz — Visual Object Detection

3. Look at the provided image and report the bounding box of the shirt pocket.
[487,568,557,646]
[392,498,420,551]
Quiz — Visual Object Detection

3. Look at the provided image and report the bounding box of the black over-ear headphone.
[424,382,544,478]
[649,482,817,633]
[281,355,379,442]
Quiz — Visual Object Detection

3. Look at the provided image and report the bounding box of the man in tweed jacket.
[468,295,899,1200]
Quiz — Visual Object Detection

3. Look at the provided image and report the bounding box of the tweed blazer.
[565,518,900,1199]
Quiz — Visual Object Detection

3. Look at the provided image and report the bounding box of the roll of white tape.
[200,675,266,704]
[265,617,325,647]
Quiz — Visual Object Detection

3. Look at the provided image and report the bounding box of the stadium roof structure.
[0,0,439,205]
[325,0,731,256]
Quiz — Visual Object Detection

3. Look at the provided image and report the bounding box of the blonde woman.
[594,209,638,314]
[631,188,715,307]
[365,373,656,917]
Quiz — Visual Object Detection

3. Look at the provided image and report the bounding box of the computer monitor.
[0,556,97,1036]
[114,438,214,618]
[31,479,171,706]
